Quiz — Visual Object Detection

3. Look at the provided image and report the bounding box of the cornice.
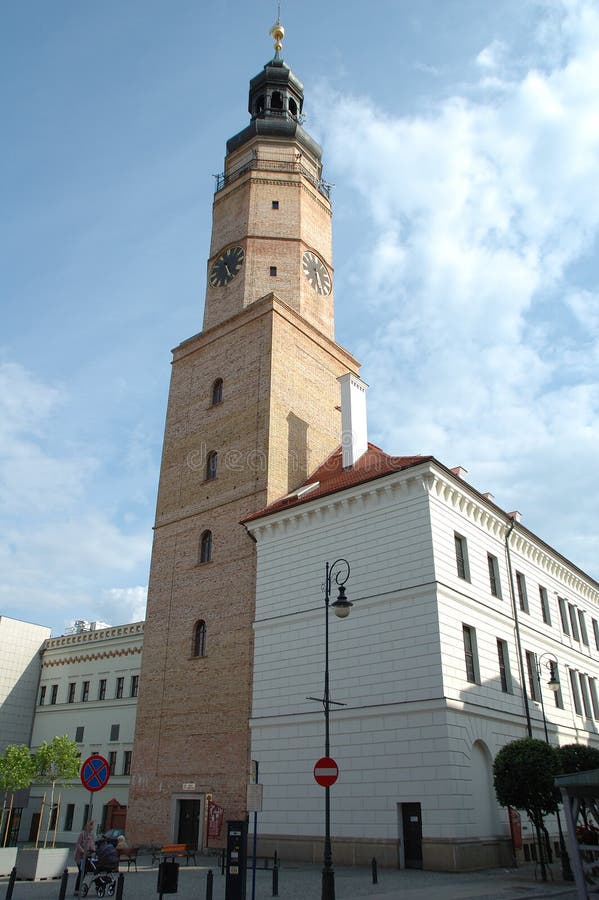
[44,622,144,650]
[41,644,143,668]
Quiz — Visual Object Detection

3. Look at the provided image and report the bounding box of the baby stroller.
[79,857,117,897]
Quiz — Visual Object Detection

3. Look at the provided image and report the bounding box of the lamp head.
[331,584,353,618]
[547,660,561,691]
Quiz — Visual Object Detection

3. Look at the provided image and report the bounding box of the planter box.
[0,847,18,876]
[16,847,70,880]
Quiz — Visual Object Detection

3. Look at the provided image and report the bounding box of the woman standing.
[74,819,95,895]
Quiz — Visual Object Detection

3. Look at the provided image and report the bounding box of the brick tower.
[127,21,360,848]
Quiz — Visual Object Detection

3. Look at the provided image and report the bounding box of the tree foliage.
[493,738,561,829]
[558,743,599,776]
[33,735,80,785]
[0,745,35,793]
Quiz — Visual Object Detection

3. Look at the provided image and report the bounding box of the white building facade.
[26,622,143,843]
[245,447,599,871]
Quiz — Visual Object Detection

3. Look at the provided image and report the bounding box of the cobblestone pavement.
[0,853,580,900]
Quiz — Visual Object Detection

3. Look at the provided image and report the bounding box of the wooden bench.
[151,843,197,866]
[118,846,139,872]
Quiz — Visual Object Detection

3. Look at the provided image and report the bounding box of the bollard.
[272,861,279,897]
[273,849,278,869]
[57,868,69,900]
[206,868,213,900]
[5,866,17,900]
[372,856,378,884]
[116,872,125,899]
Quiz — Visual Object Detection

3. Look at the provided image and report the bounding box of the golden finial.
[269,3,284,57]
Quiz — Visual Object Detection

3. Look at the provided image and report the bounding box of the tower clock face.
[209,246,245,287]
[302,251,331,296]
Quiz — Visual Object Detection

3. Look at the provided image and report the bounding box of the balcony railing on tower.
[214,155,332,200]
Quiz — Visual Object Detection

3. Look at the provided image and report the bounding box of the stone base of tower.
[251,834,514,872]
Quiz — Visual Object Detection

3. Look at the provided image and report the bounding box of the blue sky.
[2,0,598,636]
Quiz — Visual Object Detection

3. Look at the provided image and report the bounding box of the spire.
[269,5,284,61]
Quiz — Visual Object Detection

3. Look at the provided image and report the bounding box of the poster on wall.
[208,800,224,839]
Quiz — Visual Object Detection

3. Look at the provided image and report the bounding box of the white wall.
[0,617,50,751]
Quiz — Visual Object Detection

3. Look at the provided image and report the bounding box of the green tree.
[0,745,35,847]
[33,736,81,848]
[558,743,599,832]
[493,738,561,880]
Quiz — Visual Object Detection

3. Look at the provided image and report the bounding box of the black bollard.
[273,849,278,869]
[57,868,69,900]
[272,861,279,897]
[372,857,378,884]
[206,868,214,900]
[5,866,17,900]
[116,872,125,900]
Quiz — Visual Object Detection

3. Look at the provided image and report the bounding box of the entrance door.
[402,803,423,869]
[177,799,201,850]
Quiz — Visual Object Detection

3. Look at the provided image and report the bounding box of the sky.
[2,0,598,637]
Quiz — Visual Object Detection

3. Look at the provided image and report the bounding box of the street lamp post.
[536,653,573,882]
[315,559,352,900]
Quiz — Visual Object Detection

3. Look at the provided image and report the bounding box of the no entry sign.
[314,756,339,787]
[80,754,110,792]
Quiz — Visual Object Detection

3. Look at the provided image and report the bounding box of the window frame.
[130,675,139,698]
[108,752,117,776]
[75,726,84,743]
[68,682,76,703]
[122,751,132,776]
[193,620,207,658]
[110,723,120,742]
[516,572,529,613]
[211,378,223,406]
[462,624,479,684]
[525,650,540,701]
[487,554,501,598]
[539,586,551,625]
[558,597,570,634]
[569,669,583,716]
[206,450,218,482]
[199,530,213,564]
[116,677,124,699]
[98,679,107,701]
[497,638,511,693]
[454,533,470,581]
[568,604,581,641]
[39,685,46,706]
[81,681,90,703]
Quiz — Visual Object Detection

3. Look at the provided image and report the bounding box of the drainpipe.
[504,518,532,737]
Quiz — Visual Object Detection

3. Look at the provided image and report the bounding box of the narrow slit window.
[193,620,207,658]
[206,451,218,481]
[211,378,223,406]
[199,530,212,563]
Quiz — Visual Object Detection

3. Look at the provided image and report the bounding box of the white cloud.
[316,0,599,578]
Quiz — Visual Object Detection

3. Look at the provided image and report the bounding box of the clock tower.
[128,22,360,847]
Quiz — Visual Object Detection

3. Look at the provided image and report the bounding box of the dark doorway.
[402,802,423,869]
[177,799,201,850]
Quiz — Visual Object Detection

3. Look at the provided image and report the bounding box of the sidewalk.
[1,852,580,900]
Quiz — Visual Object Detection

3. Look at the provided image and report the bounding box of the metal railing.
[214,157,332,199]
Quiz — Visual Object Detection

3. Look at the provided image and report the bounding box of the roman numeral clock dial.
[302,250,331,296]
[209,246,245,287]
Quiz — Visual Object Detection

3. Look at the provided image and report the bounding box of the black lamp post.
[536,652,573,881]
[315,559,352,900]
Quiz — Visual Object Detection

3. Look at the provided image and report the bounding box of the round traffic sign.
[314,756,339,787]
[80,754,110,792]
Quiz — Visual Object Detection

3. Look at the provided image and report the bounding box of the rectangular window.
[75,726,84,743]
[270,266,277,277]
[271,200,279,209]
[64,803,75,832]
[569,669,583,716]
[558,597,570,634]
[130,675,139,698]
[116,677,124,699]
[539,587,551,625]
[589,678,599,719]
[81,681,90,702]
[487,554,501,598]
[569,604,580,641]
[579,610,589,646]
[497,638,511,693]
[108,752,117,776]
[122,751,132,776]
[553,665,564,709]
[525,651,540,700]
[516,572,529,613]
[455,534,470,581]
[579,673,593,718]
[593,619,599,651]
[462,624,478,683]
[50,684,58,705]
[39,686,46,706]
[98,679,107,700]
[110,724,120,742]
[68,682,76,703]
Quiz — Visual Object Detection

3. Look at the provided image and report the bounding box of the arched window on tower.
[211,378,223,406]
[270,91,283,110]
[206,451,218,481]
[289,97,298,117]
[199,530,212,563]
[192,620,207,658]
[256,95,265,115]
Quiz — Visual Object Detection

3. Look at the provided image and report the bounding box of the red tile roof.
[244,443,431,522]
